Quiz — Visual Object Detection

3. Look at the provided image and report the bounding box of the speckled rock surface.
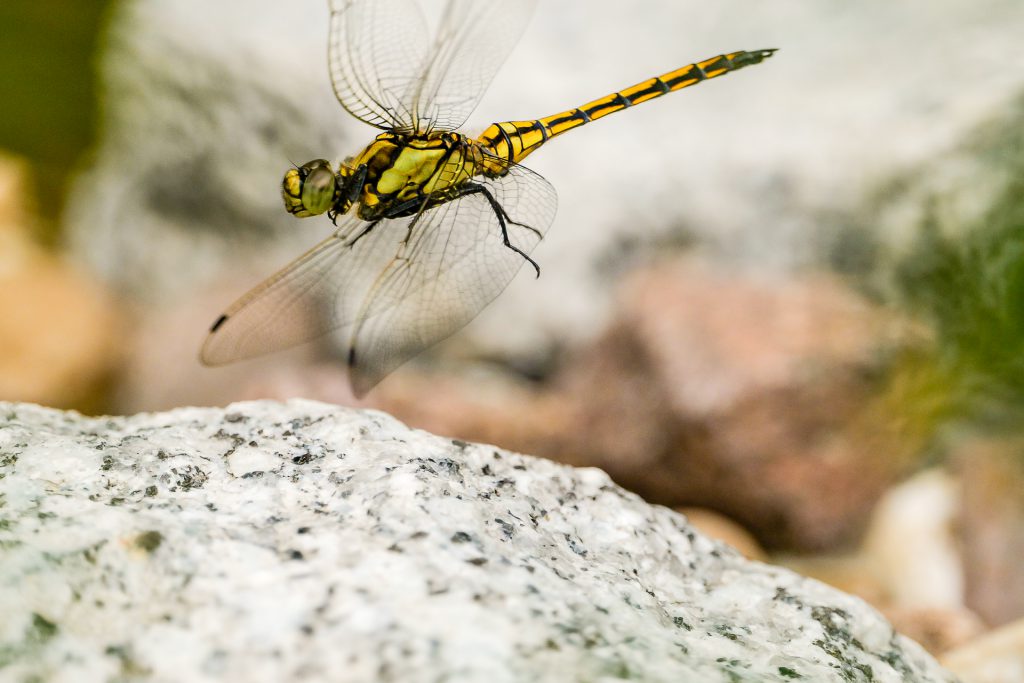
[0,400,957,682]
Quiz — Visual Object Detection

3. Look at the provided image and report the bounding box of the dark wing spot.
[210,315,228,333]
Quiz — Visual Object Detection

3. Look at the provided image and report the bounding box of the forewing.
[328,0,430,130]
[200,214,418,365]
[408,0,537,133]
[328,0,537,134]
[346,159,557,395]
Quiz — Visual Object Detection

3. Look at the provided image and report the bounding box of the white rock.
[942,618,1024,683]
[862,469,964,609]
[0,400,957,682]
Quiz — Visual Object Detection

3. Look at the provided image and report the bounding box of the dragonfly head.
[282,159,337,217]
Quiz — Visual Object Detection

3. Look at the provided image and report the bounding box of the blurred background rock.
[2,0,1024,678]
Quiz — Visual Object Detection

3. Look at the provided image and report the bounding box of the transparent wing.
[200,158,557,395]
[346,158,557,394]
[408,0,537,133]
[328,0,536,133]
[199,214,395,365]
[328,0,431,130]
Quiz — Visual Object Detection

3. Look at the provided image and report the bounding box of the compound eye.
[300,161,336,215]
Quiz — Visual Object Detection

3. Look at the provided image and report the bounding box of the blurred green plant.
[890,99,1024,434]
[0,0,112,238]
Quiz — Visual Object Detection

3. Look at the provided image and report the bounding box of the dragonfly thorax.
[281,132,495,223]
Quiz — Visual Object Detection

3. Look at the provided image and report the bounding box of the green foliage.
[0,0,112,230]
[893,106,1024,430]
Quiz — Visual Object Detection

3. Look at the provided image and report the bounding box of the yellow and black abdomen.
[478,48,776,167]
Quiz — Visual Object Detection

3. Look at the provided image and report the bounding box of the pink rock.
[558,258,921,550]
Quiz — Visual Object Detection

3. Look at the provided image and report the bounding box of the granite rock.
[0,400,957,682]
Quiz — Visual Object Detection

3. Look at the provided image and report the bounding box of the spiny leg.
[345,219,382,248]
[460,182,542,277]
[344,164,369,206]
[330,164,370,225]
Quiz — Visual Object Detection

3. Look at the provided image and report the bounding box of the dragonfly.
[201,0,776,396]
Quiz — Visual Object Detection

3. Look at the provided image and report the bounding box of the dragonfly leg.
[347,194,431,255]
[493,201,542,240]
[460,182,541,278]
[383,197,431,220]
[343,164,368,206]
[328,165,367,226]
[345,219,383,247]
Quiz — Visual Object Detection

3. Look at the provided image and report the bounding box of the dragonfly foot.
[510,248,541,278]
[462,182,543,277]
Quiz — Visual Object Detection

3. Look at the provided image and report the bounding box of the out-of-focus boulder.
[941,618,1024,683]
[0,156,121,410]
[558,258,923,550]
[371,370,578,464]
[861,469,964,610]
[883,607,986,660]
[954,437,1024,627]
